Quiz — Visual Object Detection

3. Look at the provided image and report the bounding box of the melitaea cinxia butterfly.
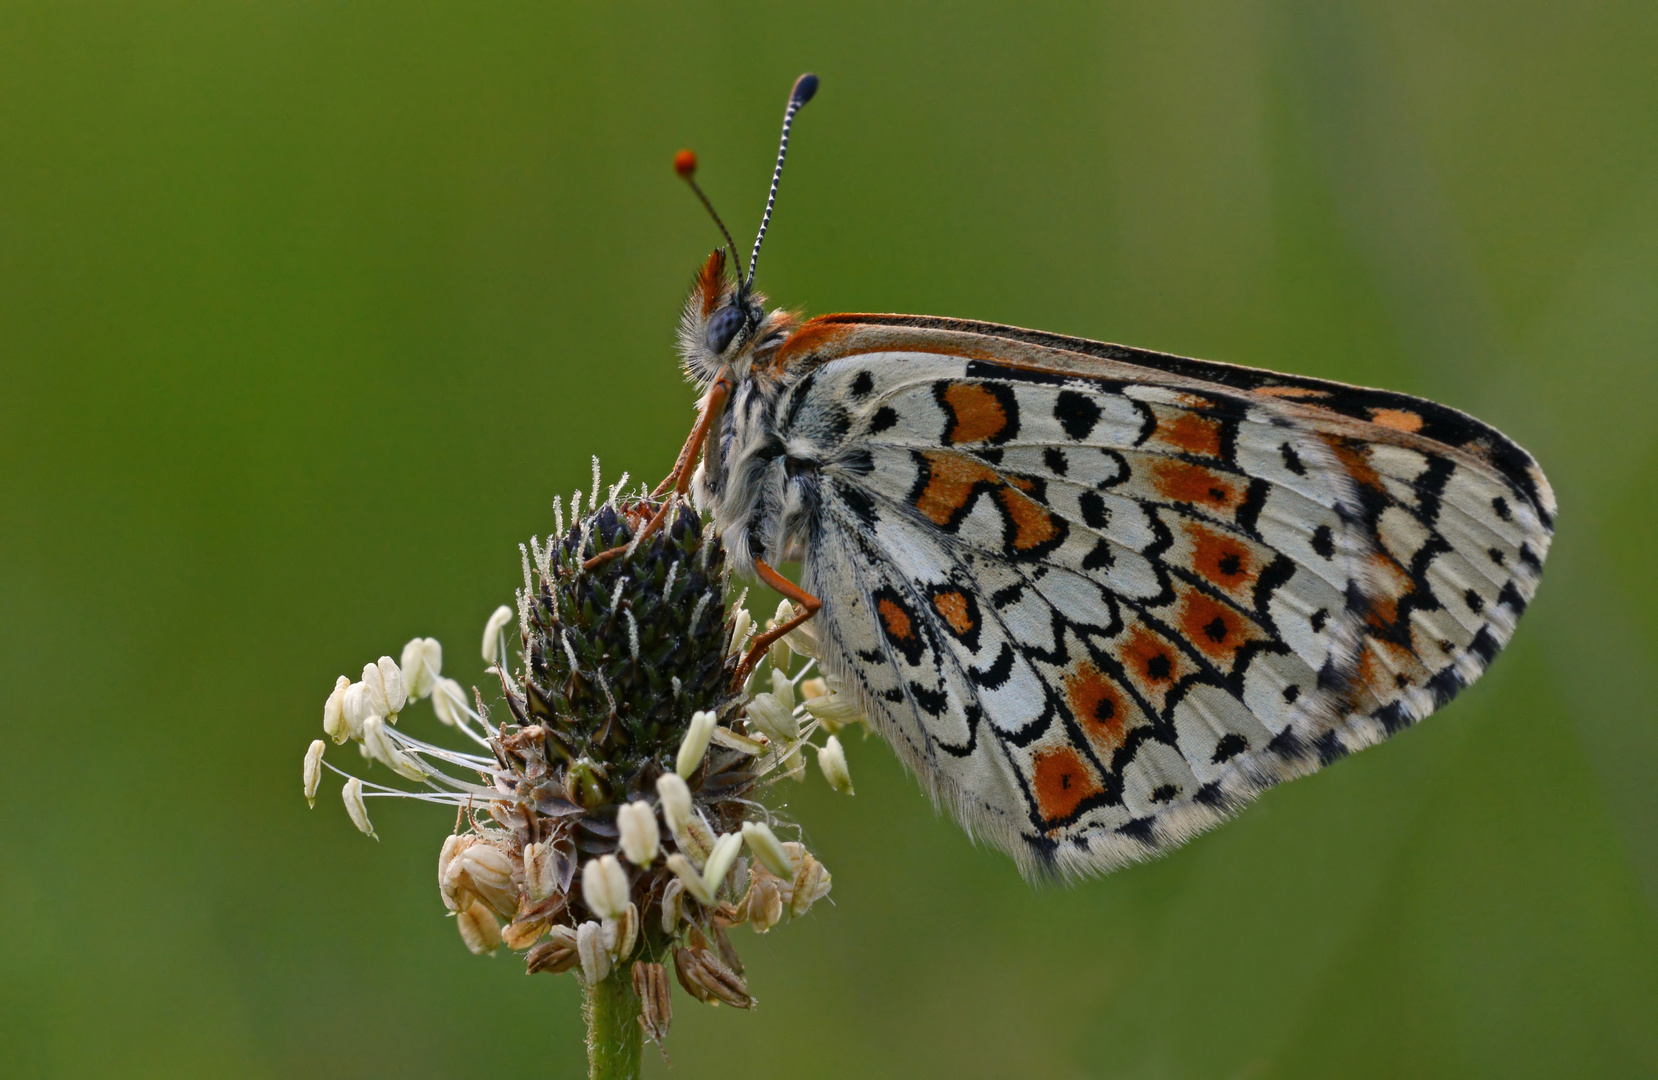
[642,74,1554,878]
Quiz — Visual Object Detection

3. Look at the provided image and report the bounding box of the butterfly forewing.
[756,317,1552,878]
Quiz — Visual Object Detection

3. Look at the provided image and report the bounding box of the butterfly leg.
[652,373,732,498]
[732,559,823,688]
[585,374,731,571]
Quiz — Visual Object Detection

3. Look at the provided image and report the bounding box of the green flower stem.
[584,968,643,1080]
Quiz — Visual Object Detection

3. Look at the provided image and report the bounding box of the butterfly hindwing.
[751,317,1553,878]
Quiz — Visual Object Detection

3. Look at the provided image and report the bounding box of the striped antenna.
[744,73,818,295]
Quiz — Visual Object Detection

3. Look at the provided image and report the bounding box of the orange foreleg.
[732,559,824,688]
[585,374,730,571]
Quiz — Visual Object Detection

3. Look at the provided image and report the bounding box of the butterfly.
[630,73,1555,879]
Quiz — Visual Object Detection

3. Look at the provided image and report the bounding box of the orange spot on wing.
[1065,662,1129,750]
[1359,553,1412,629]
[1368,408,1424,433]
[1120,624,1180,685]
[1031,747,1102,823]
[915,451,1062,551]
[931,590,975,636]
[915,452,1002,525]
[1151,460,1239,509]
[1184,521,1256,591]
[996,488,1060,551]
[942,383,1010,443]
[1321,435,1383,492]
[877,597,914,641]
[1158,412,1223,457]
[1178,590,1245,661]
[695,250,727,318]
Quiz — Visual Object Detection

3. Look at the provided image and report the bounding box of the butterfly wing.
[766,315,1554,879]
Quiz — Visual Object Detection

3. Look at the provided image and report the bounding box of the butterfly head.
[677,247,796,386]
[673,73,817,388]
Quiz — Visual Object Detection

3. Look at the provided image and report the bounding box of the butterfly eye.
[706,305,747,354]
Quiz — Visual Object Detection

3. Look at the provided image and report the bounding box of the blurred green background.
[3,2,1656,1077]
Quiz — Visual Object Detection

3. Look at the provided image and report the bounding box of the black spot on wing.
[869,406,898,434]
[1081,538,1114,572]
[909,683,948,716]
[1115,817,1157,845]
[1078,492,1111,529]
[1055,390,1101,440]
[837,482,879,526]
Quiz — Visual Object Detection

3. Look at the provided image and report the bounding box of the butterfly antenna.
[743,72,818,296]
[675,148,745,282]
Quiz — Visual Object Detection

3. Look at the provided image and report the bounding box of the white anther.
[656,772,693,838]
[456,897,502,955]
[618,801,661,866]
[431,677,468,727]
[481,604,514,662]
[606,902,639,961]
[582,854,631,920]
[323,676,350,743]
[342,777,376,839]
[769,666,795,711]
[803,690,864,732]
[303,740,325,807]
[702,832,743,898]
[675,710,717,779]
[744,693,799,744]
[341,681,373,740]
[362,716,429,781]
[665,854,714,905]
[728,608,752,654]
[399,637,442,702]
[817,735,854,794]
[742,821,795,879]
[661,878,686,933]
[577,920,612,983]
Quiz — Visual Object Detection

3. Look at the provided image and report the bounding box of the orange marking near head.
[1151,460,1239,510]
[877,597,914,641]
[942,383,1010,444]
[1184,521,1256,591]
[1368,408,1424,433]
[1178,590,1245,661]
[1031,746,1102,823]
[1158,412,1223,457]
[770,319,857,368]
[695,250,727,318]
[931,590,975,636]
[1065,662,1129,750]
